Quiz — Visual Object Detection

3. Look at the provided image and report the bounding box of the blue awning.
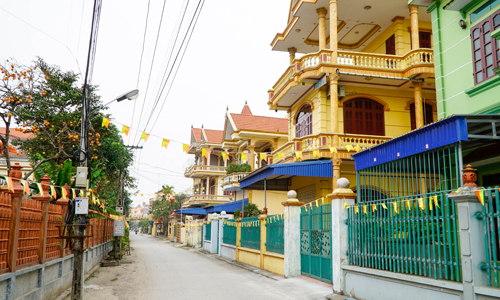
[174,208,206,215]
[239,160,333,190]
[205,199,248,214]
[352,114,500,171]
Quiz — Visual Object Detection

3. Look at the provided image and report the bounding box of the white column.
[282,191,303,278]
[206,176,210,195]
[329,178,356,294]
[210,215,219,254]
[218,212,227,257]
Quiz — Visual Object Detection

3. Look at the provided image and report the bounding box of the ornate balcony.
[268,49,434,107]
[182,194,233,208]
[184,165,227,178]
[222,172,251,192]
[271,133,390,163]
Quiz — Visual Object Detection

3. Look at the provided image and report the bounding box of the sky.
[1,0,291,207]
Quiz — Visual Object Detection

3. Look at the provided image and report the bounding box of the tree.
[234,203,262,218]
[0,59,39,174]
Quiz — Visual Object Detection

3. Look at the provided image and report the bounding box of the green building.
[412,0,500,118]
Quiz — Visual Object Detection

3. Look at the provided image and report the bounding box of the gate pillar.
[282,190,303,278]
[328,178,356,294]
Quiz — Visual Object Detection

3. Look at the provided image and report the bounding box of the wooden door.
[386,35,396,55]
[419,31,432,48]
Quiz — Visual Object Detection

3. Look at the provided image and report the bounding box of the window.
[386,34,396,55]
[410,102,434,130]
[471,9,500,84]
[470,0,500,23]
[419,31,432,48]
[295,104,312,138]
[344,98,385,136]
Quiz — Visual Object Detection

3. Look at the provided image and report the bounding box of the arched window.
[295,104,312,138]
[410,103,433,130]
[343,98,385,136]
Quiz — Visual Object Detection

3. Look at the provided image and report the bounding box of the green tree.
[234,203,262,218]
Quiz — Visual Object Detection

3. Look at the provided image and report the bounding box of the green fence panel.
[223,220,237,245]
[240,217,260,250]
[266,214,284,254]
[347,190,462,282]
[205,223,211,241]
[481,187,500,288]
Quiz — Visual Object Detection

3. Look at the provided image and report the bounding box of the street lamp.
[103,89,139,107]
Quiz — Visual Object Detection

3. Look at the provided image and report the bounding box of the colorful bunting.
[36,183,44,196]
[279,152,285,160]
[355,144,361,152]
[429,197,434,211]
[141,132,150,142]
[475,190,485,206]
[343,201,348,209]
[61,187,69,199]
[121,125,130,136]
[313,149,318,158]
[392,201,399,214]
[183,144,190,153]
[260,153,266,161]
[329,147,337,154]
[363,205,367,214]
[355,206,359,214]
[382,203,388,210]
[406,200,412,210]
[202,148,208,158]
[372,204,377,212]
[295,151,303,159]
[418,198,425,210]
[20,180,30,195]
[101,117,110,128]
[50,185,57,199]
[432,195,440,209]
[346,145,352,152]
[222,152,227,162]
[162,139,170,149]
[5,176,13,193]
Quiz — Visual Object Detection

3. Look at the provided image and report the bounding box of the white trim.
[437,90,465,103]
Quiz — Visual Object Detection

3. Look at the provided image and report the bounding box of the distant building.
[0,128,33,178]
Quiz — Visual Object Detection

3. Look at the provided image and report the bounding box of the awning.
[352,114,500,171]
[239,160,333,190]
[174,208,206,215]
[205,199,248,214]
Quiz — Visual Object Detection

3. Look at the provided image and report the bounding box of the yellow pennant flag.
[475,190,485,206]
[72,189,77,199]
[313,149,318,158]
[101,117,110,128]
[202,148,207,158]
[392,202,399,214]
[432,195,440,209]
[418,198,425,210]
[141,132,150,142]
[355,144,361,152]
[162,139,170,149]
[355,206,359,214]
[222,152,227,162]
[429,197,434,211]
[260,153,266,161]
[50,185,57,199]
[20,180,30,195]
[241,153,248,162]
[330,147,337,154]
[344,201,348,209]
[315,199,319,207]
[121,125,130,136]
[305,206,308,212]
[279,152,285,160]
[295,151,303,159]
[406,200,412,210]
[183,144,190,153]
[382,203,388,210]
[284,213,287,219]
[363,205,367,214]
[4,176,14,193]
[61,187,69,199]
[346,145,352,152]
[372,204,377,212]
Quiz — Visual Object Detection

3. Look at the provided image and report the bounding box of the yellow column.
[259,215,267,270]
[332,158,342,190]
[392,16,405,55]
[329,0,338,62]
[236,219,241,262]
[409,5,419,50]
[288,47,297,65]
[413,81,424,128]
[330,73,340,142]
[249,145,255,171]
[317,7,327,50]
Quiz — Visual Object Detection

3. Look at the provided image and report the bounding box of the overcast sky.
[1,0,291,206]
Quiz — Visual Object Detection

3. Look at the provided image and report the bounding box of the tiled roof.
[203,129,223,143]
[191,128,202,143]
[230,113,288,133]
[0,127,33,140]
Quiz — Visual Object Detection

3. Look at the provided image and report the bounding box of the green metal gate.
[300,204,332,283]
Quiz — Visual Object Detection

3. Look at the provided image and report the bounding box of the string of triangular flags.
[0,175,105,208]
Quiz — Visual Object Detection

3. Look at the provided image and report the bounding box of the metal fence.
[265,215,284,254]
[205,223,211,241]
[347,190,462,282]
[240,217,260,250]
[481,187,500,288]
[223,220,237,245]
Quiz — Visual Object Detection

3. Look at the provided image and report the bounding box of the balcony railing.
[182,194,233,207]
[271,133,390,163]
[184,165,227,177]
[222,172,250,187]
[337,49,433,70]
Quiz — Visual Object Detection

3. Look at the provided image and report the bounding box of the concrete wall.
[0,241,112,300]
[202,240,211,253]
[220,243,236,261]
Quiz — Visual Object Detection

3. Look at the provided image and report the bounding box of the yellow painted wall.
[238,248,261,268]
[363,19,433,55]
[289,176,332,204]
[263,254,285,276]
[249,190,287,215]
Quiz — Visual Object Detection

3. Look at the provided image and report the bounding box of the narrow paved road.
[69,233,333,300]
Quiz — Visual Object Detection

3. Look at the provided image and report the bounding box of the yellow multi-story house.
[183,126,233,208]
[240,0,437,206]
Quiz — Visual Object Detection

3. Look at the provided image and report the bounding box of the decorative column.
[288,47,297,65]
[206,176,210,195]
[409,5,420,50]
[330,73,340,143]
[33,176,51,264]
[282,190,303,278]
[328,178,356,294]
[413,81,424,128]
[5,163,24,272]
[317,7,328,50]
[218,212,227,257]
[329,0,338,62]
[392,16,406,55]
[249,145,255,171]
[210,213,219,254]
[447,165,489,300]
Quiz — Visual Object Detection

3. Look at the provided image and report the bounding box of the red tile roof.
[0,128,33,140]
[191,128,202,143]
[230,113,288,133]
[203,129,224,143]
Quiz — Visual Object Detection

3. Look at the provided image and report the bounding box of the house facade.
[422,0,500,117]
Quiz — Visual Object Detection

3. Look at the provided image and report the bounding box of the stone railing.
[272,66,294,94]
[336,49,434,70]
[271,142,294,163]
[222,172,250,187]
[339,134,390,148]
[184,165,226,177]
[182,194,233,208]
